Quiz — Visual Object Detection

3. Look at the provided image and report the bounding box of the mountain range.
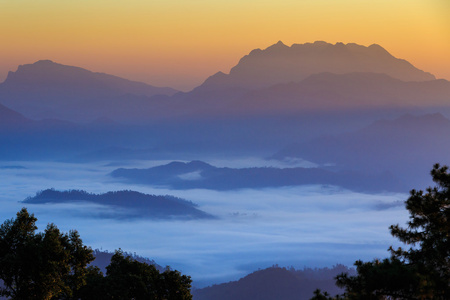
[1,42,449,124]
[1,40,450,188]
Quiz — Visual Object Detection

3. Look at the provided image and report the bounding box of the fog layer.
[0,160,409,287]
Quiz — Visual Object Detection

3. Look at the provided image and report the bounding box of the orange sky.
[0,0,449,91]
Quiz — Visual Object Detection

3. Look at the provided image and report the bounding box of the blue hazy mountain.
[0,102,32,128]
[0,60,178,122]
[220,72,450,115]
[23,189,214,220]
[111,160,406,193]
[272,113,450,189]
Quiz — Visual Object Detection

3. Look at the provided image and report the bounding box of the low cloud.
[0,160,410,287]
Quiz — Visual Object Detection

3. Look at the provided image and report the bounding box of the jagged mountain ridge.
[196,41,435,91]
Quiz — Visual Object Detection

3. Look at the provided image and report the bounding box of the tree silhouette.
[388,163,450,298]
[0,208,193,299]
[0,208,94,299]
[313,164,450,299]
[76,249,192,299]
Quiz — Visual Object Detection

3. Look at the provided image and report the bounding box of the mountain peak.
[271,40,287,48]
[34,59,56,65]
[313,40,329,46]
[368,43,384,50]
[5,60,96,85]
[4,60,177,95]
[367,43,391,55]
[258,40,289,54]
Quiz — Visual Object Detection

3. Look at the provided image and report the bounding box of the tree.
[388,164,450,298]
[0,208,38,299]
[318,164,450,299]
[106,249,162,299]
[73,266,107,300]
[77,249,193,300]
[0,208,94,299]
[334,257,422,299]
[1,209,193,299]
[311,289,339,300]
[158,268,193,300]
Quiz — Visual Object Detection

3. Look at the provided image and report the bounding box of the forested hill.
[192,265,355,300]
[23,189,214,220]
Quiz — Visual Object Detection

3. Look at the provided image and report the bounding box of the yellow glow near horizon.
[0,0,449,90]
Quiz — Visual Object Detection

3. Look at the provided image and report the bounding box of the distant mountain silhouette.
[0,60,178,121]
[23,189,214,220]
[272,113,450,189]
[196,41,435,92]
[1,42,450,162]
[0,102,78,136]
[216,72,450,115]
[1,43,449,124]
[169,43,449,119]
[193,265,355,300]
[3,60,178,96]
[111,160,406,193]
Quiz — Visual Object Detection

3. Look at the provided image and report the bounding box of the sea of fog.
[0,159,409,287]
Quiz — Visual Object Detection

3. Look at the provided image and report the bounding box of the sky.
[0,0,449,91]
